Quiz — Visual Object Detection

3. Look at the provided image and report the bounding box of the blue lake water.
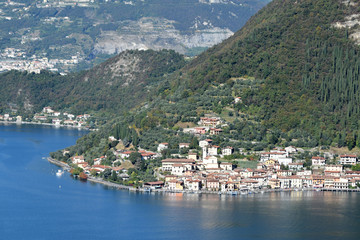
[1,123,360,240]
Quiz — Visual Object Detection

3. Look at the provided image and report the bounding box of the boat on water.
[56,169,64,176]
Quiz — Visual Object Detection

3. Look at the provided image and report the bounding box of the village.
[63,113,360,194]
[0,106,92,129]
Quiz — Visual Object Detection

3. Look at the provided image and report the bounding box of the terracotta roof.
[161,158,195,163]
[340,154,357,158]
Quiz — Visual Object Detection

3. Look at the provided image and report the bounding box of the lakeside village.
[55,112,360,194]
[0,106,93,129]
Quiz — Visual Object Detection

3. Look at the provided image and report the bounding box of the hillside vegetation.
[0,49,185,115]
[175,0,360,140]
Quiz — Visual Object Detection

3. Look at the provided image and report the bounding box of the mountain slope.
[0,49,185,115]
[178,0,359,133]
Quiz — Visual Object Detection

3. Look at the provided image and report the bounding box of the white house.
[312,156,326,166]
[285,146,297,154]
[203,156,219,169]
[288,162,303,171]
[161,158,195,172]
[72,155,85,164]
[222,146,234,156]
[157,142,169,152]
[339,155,358,165]
[199,139,212,148]
[208,145,220,156]
[220,162,233,171]
[179,143,190,149]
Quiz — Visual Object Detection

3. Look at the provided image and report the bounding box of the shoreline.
[47,157,360,195]
[0,120,92,131]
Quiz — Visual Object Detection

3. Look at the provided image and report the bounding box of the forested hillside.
[176,0,360,139]
[0,49,185,115]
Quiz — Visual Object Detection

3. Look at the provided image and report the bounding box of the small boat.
[56,169,64,176]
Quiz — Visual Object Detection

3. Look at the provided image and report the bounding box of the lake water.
[1,124,360,240]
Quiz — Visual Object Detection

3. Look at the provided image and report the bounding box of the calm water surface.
[1,124,360,240]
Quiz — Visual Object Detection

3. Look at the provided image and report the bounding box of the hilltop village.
[58,111,360,193]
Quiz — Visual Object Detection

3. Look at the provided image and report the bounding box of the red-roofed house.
[339,155,358,165]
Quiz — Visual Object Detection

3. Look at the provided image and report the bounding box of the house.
[77,162,89,169]
[199,117,221,127]
[265,159,278,166]
[222,147,234,156]
[157,143,169,152]
[312,156,326,166]
[234,97,242,104]
[139,150,156,160]
[171,164,185,176]
[206,179,220,191]
[165,175,177,182]
[260,151,289,162]
[72,155,85,164]
[288,162,304,171]
[63,120,75,125]
[120,151,134,159]
[207,145,220,156]
[112,167,123,174]
[268,179,281,189]
[16,116,22,123]
[285,146,297,154]
[188,152,198,161]
[220,162,233,171]
[241,179,259,189]
[276,170,292,177]
[339,155,358,165]
[324,176,335,188]
[324,165,343,172]
[296,170,312,176]
[52,118,61,125]
[333,178,348,190]
[203,156,219,169]
[42,107,54,114]
[186,180,202,191]
[161,158,195,172]
[66,114,74,120]
[195,127,207,135]
[143,181,164,189]
[108,136,117,142]
[199,139,212,148]
[210,128,223,135]
[91,165,111,173]
[168,180,184,191]
[324,170,341,177]
[179,143,190,149]
[34,115,47,121]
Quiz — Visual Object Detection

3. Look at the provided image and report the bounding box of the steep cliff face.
[93,17,233,55]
